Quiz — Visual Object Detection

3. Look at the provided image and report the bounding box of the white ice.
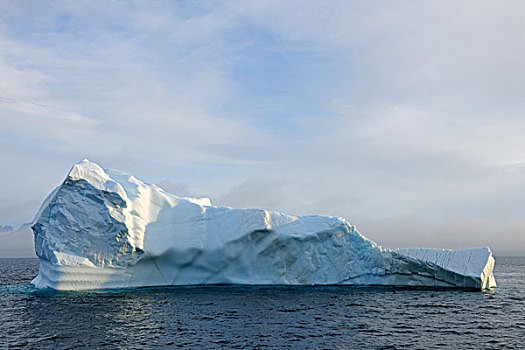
[31,160,496,290]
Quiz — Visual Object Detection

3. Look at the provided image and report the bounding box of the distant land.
[0,225,14,233]
[0,227,36,258]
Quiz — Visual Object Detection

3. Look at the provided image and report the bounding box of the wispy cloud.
[0,95,99,126]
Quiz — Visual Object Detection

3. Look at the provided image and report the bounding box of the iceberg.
[31,160,496,290]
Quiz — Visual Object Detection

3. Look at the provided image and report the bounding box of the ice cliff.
[31,160,496,290]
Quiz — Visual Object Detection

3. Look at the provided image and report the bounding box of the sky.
[1,0,524,256]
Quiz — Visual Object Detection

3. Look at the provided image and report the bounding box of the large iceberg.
[31,160,496,290]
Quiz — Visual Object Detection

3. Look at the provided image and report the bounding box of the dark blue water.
[0,258,523,349]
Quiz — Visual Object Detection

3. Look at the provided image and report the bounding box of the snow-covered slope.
[31,160,496,290]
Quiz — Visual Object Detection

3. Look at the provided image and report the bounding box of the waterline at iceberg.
[31,160,496,291]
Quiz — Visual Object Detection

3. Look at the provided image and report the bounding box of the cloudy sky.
[1,1,524,256]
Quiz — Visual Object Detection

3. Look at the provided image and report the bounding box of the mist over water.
[0,257,523,349]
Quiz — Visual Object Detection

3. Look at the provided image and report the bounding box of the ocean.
[0,257,523,349]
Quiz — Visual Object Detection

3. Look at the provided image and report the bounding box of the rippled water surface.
[0,257,523,349]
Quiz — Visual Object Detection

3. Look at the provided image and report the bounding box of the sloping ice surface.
[31,160,496,290]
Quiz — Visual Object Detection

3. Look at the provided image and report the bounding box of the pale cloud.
[0,37,101,146]
[0,96,99,127]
